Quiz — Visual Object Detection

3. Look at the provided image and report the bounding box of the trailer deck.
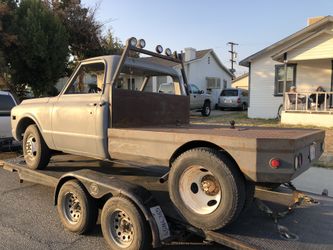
[0,154,332,250]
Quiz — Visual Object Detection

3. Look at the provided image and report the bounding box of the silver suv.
[218,88,248,110]
[158,83,212,116]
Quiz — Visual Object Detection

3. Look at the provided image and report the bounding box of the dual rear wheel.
[57,180,150,250]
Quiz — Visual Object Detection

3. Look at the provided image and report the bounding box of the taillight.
[237,97,241,103]
[269,158,280,169]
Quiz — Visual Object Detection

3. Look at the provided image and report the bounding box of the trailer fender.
[54,169,165,247]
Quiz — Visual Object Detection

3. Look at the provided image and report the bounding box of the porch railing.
[284,91,333,112]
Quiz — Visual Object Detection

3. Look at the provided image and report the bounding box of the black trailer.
[0,155,332,250]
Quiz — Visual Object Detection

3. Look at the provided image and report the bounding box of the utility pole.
[227,42,238,79]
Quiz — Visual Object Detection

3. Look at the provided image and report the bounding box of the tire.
[57,180,98,234]
[220,107,225,111]
[242,103,247,111]
[23,124,51,170]
[243,180,255,212]
[169,148,245,230]
[277,104,283,120]
[101,196,151,250]
[201,101,211,117]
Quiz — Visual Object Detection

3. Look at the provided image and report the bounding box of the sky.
[82,0,333,75]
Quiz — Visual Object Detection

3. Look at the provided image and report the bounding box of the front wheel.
[23,124,51,170]
[101,196,151,250]
[201,102,211,117]
[169,148,245,230]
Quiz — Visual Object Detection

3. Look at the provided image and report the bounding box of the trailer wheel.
[101,196,151,250]
[169,148,245,230]
[201,101,211,117]
[57,180,98,234]
[23,124,51,170]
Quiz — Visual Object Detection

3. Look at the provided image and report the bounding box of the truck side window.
[65,63,105,94]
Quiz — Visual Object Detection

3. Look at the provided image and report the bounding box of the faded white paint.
[281,111,333,128]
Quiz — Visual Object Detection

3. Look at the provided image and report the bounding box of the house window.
[206,77,221,89]
[274,64,296,95]
[223,79,227,89]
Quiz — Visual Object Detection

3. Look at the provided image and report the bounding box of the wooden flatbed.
[0,154,332,249]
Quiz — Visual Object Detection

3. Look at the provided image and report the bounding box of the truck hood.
[21,97,51,105]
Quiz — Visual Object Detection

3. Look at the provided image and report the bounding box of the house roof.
[139,49,233,77]
[232,72,248,83]
[239,16,333,67]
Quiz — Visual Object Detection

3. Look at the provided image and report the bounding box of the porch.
[281,91,333,127]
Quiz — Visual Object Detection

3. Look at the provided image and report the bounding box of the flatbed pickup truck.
[10,37,325,232]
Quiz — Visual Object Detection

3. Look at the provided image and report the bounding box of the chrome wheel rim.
[108,209,134,248]
[25,135,37,159]
[179,165,221,214]
[63,192,82,224]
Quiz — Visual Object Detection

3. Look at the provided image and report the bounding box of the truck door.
[51,61,107,158]
[189,84,202,109]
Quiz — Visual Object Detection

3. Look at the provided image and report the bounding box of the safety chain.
[255,182,318,241]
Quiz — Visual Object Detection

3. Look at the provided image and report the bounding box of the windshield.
[221,89,238,96]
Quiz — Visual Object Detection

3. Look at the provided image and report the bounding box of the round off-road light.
[155,45,163,54]
[128,37,137,47]
[173,51,178,59]
[165,48,172,56]
[137,39,146,49]
[269,158,280,169]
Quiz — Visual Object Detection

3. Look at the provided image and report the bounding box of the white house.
[141,48,233,107]
[240,16,333,123]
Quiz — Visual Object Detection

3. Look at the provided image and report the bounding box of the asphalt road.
[0,156,226,250]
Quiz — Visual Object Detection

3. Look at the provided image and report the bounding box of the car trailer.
[0,155,332,250]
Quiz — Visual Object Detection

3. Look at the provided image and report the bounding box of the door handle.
[87,103,97,106]
[99,101,106,107]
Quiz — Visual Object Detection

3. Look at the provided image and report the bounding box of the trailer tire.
[101,196,151,250]
[57,180,98,234]
[201,101,211,117]
[23,124,51,170]
[169,148,245,230]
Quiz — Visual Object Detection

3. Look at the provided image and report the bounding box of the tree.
[9,0,69,97]
[0,0,17,90]
[101,29,124,55]
[52,0,103,60]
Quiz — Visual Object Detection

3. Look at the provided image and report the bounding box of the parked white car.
[159,83,212,116]
[0,91,17,141]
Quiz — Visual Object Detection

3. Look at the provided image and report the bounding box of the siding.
[248,47,283,119]
[289,33,333,61]
[232,76,249,90]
